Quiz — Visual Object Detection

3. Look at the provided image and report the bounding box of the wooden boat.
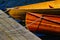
[7,8,60,35]
[7,0,60,35]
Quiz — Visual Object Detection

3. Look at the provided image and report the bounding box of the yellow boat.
[7,0,60,35]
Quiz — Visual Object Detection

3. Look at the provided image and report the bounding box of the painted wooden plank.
[0,10,9,17]
[0,10,41,40]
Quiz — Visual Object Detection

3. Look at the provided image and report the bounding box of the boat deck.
[0,10,41,40]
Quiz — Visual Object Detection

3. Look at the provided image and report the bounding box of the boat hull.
[26,12,60,35]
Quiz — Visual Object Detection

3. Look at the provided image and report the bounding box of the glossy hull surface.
[26,12,60,34]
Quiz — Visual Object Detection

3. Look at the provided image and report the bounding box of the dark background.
[0,0,51,10]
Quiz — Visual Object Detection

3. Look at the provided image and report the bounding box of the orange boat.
[26,12,60,34]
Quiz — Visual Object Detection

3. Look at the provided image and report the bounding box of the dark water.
[34,32,60,40]
[40,35,60,40]
[0,0,50,10]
